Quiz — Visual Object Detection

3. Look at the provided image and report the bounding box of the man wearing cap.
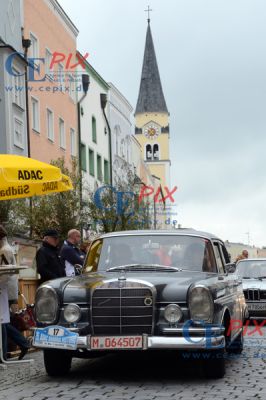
[36,229,65,284]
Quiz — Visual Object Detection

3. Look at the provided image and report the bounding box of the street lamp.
[78,73,90,238]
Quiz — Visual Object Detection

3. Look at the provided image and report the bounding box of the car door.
[213,241,241,324]
[221,242,242,323]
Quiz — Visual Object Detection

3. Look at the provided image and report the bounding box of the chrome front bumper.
[76,333,225,351]
[33,325,225,351]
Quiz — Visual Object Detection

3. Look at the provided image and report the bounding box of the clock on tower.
[144,123,160,139]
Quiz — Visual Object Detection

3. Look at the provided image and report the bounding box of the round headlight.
[35,286,58,324]
[164,304,182,324]
[188,286,214,322]
[64,304,81,323]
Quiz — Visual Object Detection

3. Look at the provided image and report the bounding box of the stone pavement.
[1,329,266,400]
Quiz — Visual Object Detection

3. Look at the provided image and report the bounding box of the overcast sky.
[59,0,266,247]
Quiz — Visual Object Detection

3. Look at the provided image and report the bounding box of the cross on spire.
[145,5,152,24]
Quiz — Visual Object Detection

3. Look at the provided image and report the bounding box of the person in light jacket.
[0,225,13,359]
[0,225,30,360]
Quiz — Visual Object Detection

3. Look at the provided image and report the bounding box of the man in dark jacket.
[60,229,85,277]
[36,229,65,284]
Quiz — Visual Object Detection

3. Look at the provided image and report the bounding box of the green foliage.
[1,158,152,238]
[8,157,85,240]
[85,164,152,233]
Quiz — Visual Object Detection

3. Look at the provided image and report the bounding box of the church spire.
[135,21,168,115]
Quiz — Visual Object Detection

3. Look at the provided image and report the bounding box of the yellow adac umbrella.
[0,154,73,201]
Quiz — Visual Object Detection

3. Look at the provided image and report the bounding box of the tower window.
[146,144,152,160]
[153,144,159,160]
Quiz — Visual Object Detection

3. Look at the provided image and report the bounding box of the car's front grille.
[244,289,260,301]
[91,281,154,335]
[260,291,266,300]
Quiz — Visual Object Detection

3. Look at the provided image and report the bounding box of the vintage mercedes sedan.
[33,229,247,378]
[236,258,266,319]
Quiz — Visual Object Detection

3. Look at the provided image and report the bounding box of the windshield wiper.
[242,276,251,279]
[257,276,266,280]
[106,264,182,272]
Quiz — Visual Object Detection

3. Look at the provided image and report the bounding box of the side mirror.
[225,263,236,273]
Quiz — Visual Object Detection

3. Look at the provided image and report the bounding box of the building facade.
[0,0,28,155]
[78,58,110,192]
[22,0,79,166]
[107,82,133,184]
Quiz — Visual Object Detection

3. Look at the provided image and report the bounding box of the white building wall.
[78,63,109,192]
[0,0,28,155]
[107,82,133,185]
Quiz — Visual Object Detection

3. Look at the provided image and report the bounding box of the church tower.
[135,16,170,191]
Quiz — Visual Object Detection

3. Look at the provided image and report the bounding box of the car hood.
[242,279,266,290]
[62,270,217,304]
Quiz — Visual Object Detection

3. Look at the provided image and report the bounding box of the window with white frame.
[12,68,23,107]
[59,118,65,149]
[14,118,24,148]
[70,128,76,156]
[31,97,40,132]
[29,32,38,59]
[47,109,54,141]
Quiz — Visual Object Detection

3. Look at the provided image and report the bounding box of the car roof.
[99,228,221,241]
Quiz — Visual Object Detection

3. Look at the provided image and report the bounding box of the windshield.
[83,235,217,273]
[236,260,266,279]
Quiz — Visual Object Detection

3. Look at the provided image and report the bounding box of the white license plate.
[247,303,266,311]
[33,326,78,350]
[90,336,143,350]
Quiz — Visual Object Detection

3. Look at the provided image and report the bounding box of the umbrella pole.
[0,323,34,366]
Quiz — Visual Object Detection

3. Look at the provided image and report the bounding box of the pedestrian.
[60,229,85,277]
[235,249,249,263]
[0,225,30,360]
[36,229,65,284]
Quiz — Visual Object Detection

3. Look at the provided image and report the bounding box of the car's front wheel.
[227,328,244,354]
[43,349,72,377]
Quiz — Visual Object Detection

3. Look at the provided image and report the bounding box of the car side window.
[203,241,218,272]
[221,245,230,264]
[213,243,225,274]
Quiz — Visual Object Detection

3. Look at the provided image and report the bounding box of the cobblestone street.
[1,327,266,400]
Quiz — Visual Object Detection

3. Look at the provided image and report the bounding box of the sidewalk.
[0,350,45,391]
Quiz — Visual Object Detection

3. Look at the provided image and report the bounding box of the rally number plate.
[90,336,143,350]
[33,326,78,350]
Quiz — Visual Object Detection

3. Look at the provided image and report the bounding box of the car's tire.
[43,349,72,377]
[202,350,226,379]
[227,328,244,354]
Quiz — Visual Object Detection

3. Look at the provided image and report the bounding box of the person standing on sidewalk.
[60,229,85,277]
[0,225,30,360]
[36,229,65,284]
